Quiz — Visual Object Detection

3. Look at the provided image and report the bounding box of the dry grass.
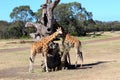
[0,39,32,49]
[80,31,120,41]
[0,31,120,80]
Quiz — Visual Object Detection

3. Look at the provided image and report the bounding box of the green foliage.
[1,2,120,39]
[10,5,36,22]
[53,2,93,36]
[35,8,42,20]
[0,20,9,32]
[0,21,30,39]
[94,21,120,32]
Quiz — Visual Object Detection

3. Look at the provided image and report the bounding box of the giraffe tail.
[29,57,34,63]
[78,41,83,63]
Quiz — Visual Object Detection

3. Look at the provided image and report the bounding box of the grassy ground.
[79,31,120,41]
[0,31,120,80]
[0,39,32,49]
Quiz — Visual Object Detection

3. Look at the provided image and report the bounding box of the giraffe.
[62,33,83,68]
[29,27,62,72]
[52,21,83,68]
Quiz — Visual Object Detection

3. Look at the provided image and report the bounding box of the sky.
[0,0,120,22]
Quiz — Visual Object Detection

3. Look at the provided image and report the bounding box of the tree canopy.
[10,5,36,22]
[0,2,120,39]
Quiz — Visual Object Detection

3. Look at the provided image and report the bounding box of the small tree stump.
[41,42,61,72]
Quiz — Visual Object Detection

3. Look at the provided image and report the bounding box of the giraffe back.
[64,34,81,48]
[31,41,44,53]
[31,27,62,54]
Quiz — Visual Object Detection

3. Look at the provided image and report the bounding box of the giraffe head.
[56,27,62,34]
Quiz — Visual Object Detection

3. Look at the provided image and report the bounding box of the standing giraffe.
[62,33,83,68]
[29,27,62,72]
[52,21,83,68]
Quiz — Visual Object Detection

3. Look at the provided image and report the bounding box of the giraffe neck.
[47,31,59,43]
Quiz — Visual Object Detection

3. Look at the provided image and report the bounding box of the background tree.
[8,5,36,38]
[0,21,26,39]
[10,5,36,22]
[0,20,9,32]
[53,2,93,36]
[0,20,9,38]
[0,2,120,39]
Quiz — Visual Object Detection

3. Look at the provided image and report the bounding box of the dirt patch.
[0,47,29,53]
[7,40,34,44]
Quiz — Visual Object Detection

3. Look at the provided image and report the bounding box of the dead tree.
[39,0,60,31]
[25,22,51,41]
[40,0,62,71]
[25,0,60,41]
[26,0,62,72]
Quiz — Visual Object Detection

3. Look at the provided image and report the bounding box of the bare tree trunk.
[39,0,61,71]
[44,0,60,31]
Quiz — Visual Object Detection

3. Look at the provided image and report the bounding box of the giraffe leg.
[75,55,78,68]
[44,54,49,72]
[75,48,79,68]
[43,47,49,72]
[67,52,71,65]
[78,51,83,68]
[29,51,36,73]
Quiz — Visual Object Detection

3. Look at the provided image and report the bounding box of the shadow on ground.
[68,60,116,69]
[0,60,116,79]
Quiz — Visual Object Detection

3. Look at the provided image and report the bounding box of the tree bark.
[39,0,62,71]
